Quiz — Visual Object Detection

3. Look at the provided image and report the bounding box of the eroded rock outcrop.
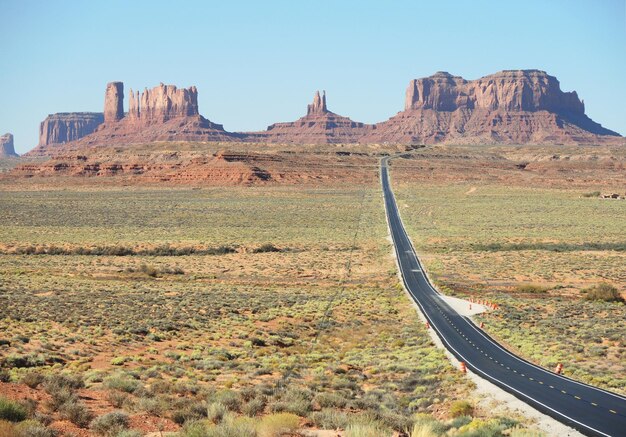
[35,113,105,151]
[362,70,621,145]
[30,82,237,155]
[0,133,18,157]
[307,90,328,115]
[246,91,372,144]
[128,83,199,124]
[104,82,124,123]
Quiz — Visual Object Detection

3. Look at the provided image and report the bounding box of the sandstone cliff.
[127,83,199,124]
[36,112,105,150]
[362,70,621,145]
[404,70,585,113]
[246,91,372,144]
[0,133,18,157]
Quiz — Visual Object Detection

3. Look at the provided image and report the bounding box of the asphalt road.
[380,156,626,437]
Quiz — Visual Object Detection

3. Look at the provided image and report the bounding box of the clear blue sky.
[1,0,625,153]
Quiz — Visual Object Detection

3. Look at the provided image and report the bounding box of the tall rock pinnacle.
[0,133,18,157]
[104,82,124,123]
[307,90,328,115]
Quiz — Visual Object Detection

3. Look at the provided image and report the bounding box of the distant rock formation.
[25,70,623,156]
[246,91,371,144]
[404,70,585,113]
[307,90,328,115]
[104,82,124,123]
[0,133,18,157]
[140,84,199,122]
[29,82,237,155]
[69,82,236,147]
[36,113,105,150]
[128,83,199,124]
[361,70,621,145]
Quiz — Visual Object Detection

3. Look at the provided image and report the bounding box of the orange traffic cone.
[459,362,467,373]
[425,321,430,329]
[555,363,563,374]
[479,322,484,329]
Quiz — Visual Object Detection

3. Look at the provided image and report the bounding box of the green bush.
[213,391,241,412]
[103,374,140,393]
[21,373,45,389]
[345,421,393,437]
[257,413,299,437]
[449,400,474,418]
[14,419,57,437]
[242,398,265,417]
[59,400,94,428]
[583,283,624,302]
[0,397,28,422]
[171,400,207,425]
[43,374,84,392]
[207,402,227,424]
[514,284,548,294]
[253,244,281,253]
[113,431,142,437]
[91,411,129,436]
[315,392,348,408]
[582,191,601,198]
[309,408,348,429]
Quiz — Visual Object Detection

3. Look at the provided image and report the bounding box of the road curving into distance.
[380,156,626,437]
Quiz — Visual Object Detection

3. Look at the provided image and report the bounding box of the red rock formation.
[0,133,18,157]
[246,91,372,144]
[364,70,622,145]
[33,113,104,152]
[404,70,585,113]
[136,83,199,122]
[25,71,623,156]
[30,83,237,155]
[307,90,328,115]
[128,89,140,121]
[104,82,124,123]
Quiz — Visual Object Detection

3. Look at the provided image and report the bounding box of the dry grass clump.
[582,283,624,302]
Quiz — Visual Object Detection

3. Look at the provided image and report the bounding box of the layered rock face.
[129,83,199,124]
[246,91,372,144]
[363,70,621,145]
[0,133,18,157]
[36,113,105,150]
[404,70,585,113]
[104,82,124,123]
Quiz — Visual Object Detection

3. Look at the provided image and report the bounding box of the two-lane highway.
[381,156,626,437]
